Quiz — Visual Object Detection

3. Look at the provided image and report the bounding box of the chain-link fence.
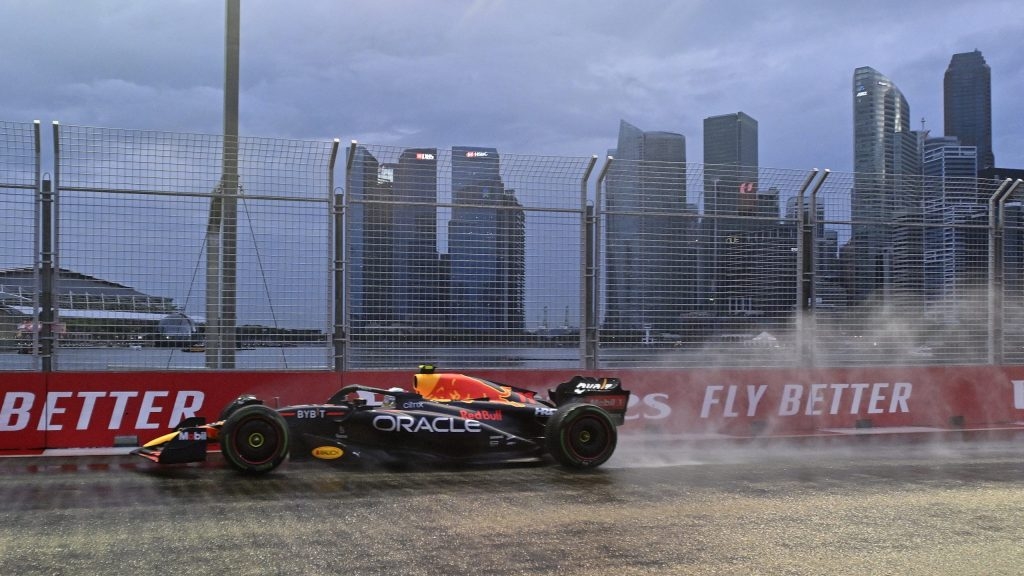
[597,162,816,368]
[44,124,338,370]
[592,163,1022,368]
[0,121,41,369]
[2,120,1023,371]
[805,169,995,366]
[343,144,593,369]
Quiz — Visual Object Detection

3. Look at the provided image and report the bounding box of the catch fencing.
[2,122,339,371]
[1,120,1023,370]
[343,144,593,370]
[0,121,41,367]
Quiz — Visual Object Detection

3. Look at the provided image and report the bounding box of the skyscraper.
[345,145,382,329]
[944,50,994,170]
[703,112,758,217]
[448,146,525,332]
[391,148,440,326]
[604,120,689,334]
[922,137,979,203]
[702,112,759,317]
[853,67,919,196]
[921,136,983,318]
[848,66,921,302]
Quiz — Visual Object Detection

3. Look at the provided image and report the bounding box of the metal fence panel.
[52,125,336,370]
[809,170,994,366]
[0,121,40,370]
[4,118,1024,372]
[343,144,591,369]
[1000,178,1024,363]
[597,162,813,368]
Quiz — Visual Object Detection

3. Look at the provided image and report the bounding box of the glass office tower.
[448,147,525,332]
[604,120,689,336]
[921,137,982,317]
[391,148,440,327]
[703,112,758,218]
[944,50,994,171]
[345,145,385,330]
[849,66,920,303]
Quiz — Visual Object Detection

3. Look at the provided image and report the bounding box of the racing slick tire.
[545,403,617,469]
[220,404,289,474]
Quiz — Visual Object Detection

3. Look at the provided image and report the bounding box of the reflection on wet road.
[2,436,1023,575]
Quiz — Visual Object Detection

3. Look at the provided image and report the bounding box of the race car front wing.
[131,417,212,465]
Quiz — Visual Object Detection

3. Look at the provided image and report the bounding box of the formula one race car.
[132,366,630,474]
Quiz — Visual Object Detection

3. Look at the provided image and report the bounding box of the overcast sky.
[2,0,1022,173]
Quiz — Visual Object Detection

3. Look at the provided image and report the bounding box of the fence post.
[333,190,346,372]
[805,169,829,365]
[579,155,597,369]
[39,176,54,371]
[326,139,341,371]
[28,121,42,370]
[793,169,821,366]
[989,178,1022,364]
[590,156,614,369]
[336,140,357,372]
[40,122,60,372]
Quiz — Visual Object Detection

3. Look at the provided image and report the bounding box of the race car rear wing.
[548,376,630,425]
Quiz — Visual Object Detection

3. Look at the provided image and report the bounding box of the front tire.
[218,394,262,421]
[545,403,617,469]
[221,404,289,474]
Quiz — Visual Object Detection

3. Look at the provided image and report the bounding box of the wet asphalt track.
[2,435,1024,576]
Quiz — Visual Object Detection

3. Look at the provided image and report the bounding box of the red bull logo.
[459,409,502,421]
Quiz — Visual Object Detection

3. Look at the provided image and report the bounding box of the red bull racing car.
[132,366,630,474]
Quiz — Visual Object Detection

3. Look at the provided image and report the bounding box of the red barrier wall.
[2,366,1023,450]
[0,372,47,450]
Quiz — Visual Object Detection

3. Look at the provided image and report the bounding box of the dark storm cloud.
[1,0,1022,169]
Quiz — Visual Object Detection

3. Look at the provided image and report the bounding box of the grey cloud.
[2,1,1022,169]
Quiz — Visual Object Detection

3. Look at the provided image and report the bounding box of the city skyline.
[4,3,1022,339]
[3,123,1019,341]
[1,2,1021,174]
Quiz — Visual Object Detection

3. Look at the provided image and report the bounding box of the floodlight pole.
[207,0,240,368]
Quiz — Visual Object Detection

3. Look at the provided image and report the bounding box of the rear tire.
[221,404,289,474]
[545,403,617,469]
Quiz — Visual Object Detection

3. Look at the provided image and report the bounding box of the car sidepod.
[343,400,545,463]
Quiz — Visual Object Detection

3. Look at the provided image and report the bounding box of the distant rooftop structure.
[0,267,178,313]
[0,267,202,345]
[0,267,202,325]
